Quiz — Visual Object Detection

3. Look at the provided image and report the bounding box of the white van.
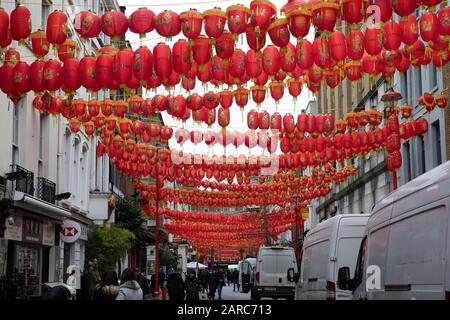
[239,258,256,294]
[252,246,297,300]
[296,214,370,300]
[338,160,450,300]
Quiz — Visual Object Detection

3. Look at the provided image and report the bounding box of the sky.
[117,0,316,156]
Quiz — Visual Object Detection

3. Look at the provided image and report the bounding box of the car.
[295,214,370,300]
[252,246,297,300]
[338,160,450,300]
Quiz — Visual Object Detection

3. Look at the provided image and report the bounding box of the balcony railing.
[37,177,56,204]
[10,165,34,196]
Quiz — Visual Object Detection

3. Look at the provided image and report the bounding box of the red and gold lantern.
[129,7,155,38]
[74,10,101,38]
[153,42,172,79]
[30,29,50,58]
[155,10,181,40]
[268,18,290,48]
[43,59,62,92]
[250,0,277,31]
[101,10,129,41]
[180,8,203,41]
[203,7,227,40]
[29,60,46,93]
[226,4,250,36]
[10,5,31,42]
[134,46,153,84]
[46,10,68,45]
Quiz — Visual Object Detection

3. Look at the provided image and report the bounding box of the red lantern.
[230,49,246,80]
[79,55,97,91]
[400,15,419,46]
[311,1,340,32]
[234,88,249,110]
[286,9,311,40]
[345,61,362,82]
[153,42,172,79]
[269,81,285,103]
[245,49,263,79]
[218,107,231,128]
[96,53,115,89]
[74,10,101,38]
[251,86,267,107]
[308,65,322,83]
[215,31,235,60]
[62,58,81,92]
[250,0,276,30]
[258,110,270,130]
[246,26,267,51]
[342,0,364,25]
[437,7,450,37]
[155,10,181,40]
[263,45,281,76]
[346,29,365,61]
[271,112,282,131]
[0,8,9,44]
[396,54,411,73]
[383,21,402,51]
[182,76,196,91]
[43,59,62,92]
[29,60,46,93]
[203,7,227,40]
[129,7,155,38]
[420,11,439,44]
[283,113,295,134]
[30,29,50,58]
[0,27,12,48]
[312,37,332,69]
[280,42,296,73]
[13,62,30,94]
[328,31,347,62]
[46,10,68,45]
[247,109,259,130]
[392,0,418,17]
[296,39,313,69]
[203,92,220,110]
[226,4,250,36]
[101,10,129,41]
[58,39,78,62]
[134,46,153,84]
[268,18,290,48]
[193,35,211,66]
[287,78,302,102]
[180,8,203,41]
[204,108,216,126]
[365,26,384,56]
[218,90,233,109]
[10,5,31,42]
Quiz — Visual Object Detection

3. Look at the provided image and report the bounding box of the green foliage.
[86,224,134,273]
[115,196,148,246]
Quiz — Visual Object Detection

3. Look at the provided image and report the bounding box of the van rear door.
[299,240,330,300]
[259,249,296,288]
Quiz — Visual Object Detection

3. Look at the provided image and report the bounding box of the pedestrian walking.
[166,269,185,301]
[88,258,101,300]
[116,268,143,300]
[207,269,218,300]
[216,268,226,299]
[226,269,232,286]
[185,271,201,300]
[232,269,240,292]
[199,269,209,294]
[96,271,119,300]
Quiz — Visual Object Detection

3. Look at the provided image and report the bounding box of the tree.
[86,224,134,274]
[115,196,148,247]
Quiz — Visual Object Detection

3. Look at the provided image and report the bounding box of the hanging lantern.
[286,8,311,41]
[74,10,101,39]
[215,31,235,60]
[437,7,450,38]
[271,112,282,131]
[263,45,281,76]
[193,35,212,67]
[220,90,234,109]
[218,107,231,128]
[203,7,227,41]
[129,7,155,38]
[0,8,9,44]
[29,60,46,93]
[283,113,295,134]
[204,108,216,126]
[229,49,246,80]
[113,100,128,117]
[308,65,323,83]
[10,5,31,43]
[250,0,277,31]
[226,4,250,37]
[268,18,291,48]
[133,46,153,84]
[155,10,181,40]
[180,8,203,41]
[96,52,115,89]
[46,10,68,45]
[342,0,364,25]
[203,91,220,110]
[365,26,384,56]
[153,42,172,80]
[346,112,358,130]
[396,54,411,73]
[87,100,100,117]
[58,39,78,62]
[245,49,263,79]
[13,62,30,94]
[62,58,81,93]
[0,27,12,49]
[30,29,50,58]
[101,10,129,42]
[312,37,332,69]
[392,0,418,18]
[269,81,285,104]
[346,29,365,61]
[258,110,270,130]
[211,55,225,83]
[328,31,347,62]
[287,78,302,105]
[383,21,402,52]
[246,26,267,51]
[296,39,314,69]
[400,104,413,119]
[234,87,250,110]
[43,59,62,92]
[420,11,439,45]
[182,76,196,91]
[247,109,259,130]
[280,42,296,73]
[79,55,97,92]
[251,86,267,108]
[435,94,448,110]
[311,1,340,32]
[345,61,362,82]
[69,118,82,134]
[400,15,419,46]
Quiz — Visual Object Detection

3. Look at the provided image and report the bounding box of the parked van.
[338,160,450,300]
[296,214,370,300]
[239,258,256,294]
[252,246,297,300]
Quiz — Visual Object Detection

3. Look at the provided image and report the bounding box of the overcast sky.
[118,0,315,156]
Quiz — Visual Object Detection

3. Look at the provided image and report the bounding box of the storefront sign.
[42,222,55,246]
[60,220,81,243]
[22,218,43,244]
[146,245,156,261]
[4,215,23,241]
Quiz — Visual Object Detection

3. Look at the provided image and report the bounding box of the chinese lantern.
[58,39,78,62]
[129,7,155,38]
[153,42,172,79]
[435,94,448,110]
[79,55,97,91]
[383,21,402,52]
[155,10,181,40]
[400,104,413,119]
[312,37,332,69]
[400,15,419,46]
[287,78,302,106]
[234,87,249,110]
[365,26,384,56]
[0,27,12,48]
[218,107,231,128]
[417,117,429,134]
[281,136,291,154]
[247,109,259,130]
[62,58,81,92]
[113,100,128,117]
[96,53,115,89]
[268,18,290,48]
[101,10,129,41]
[283,113,295,134]
[203,7,227,40]
[0,8,9,44]
[211,55,225,83]
[30,29,50,58]
[280,42,296,73]
[437,7,450,37]
[270,112,282,131]
[69,118,82,134]
[182,76,196,91]
[193,35,211,66]
[43,59,62,92]
[133,46,153,84]
[179,9,203,42]
[215,31,235,60]
[308,65,322,83]
[204,108,216,126]
[246,26,267,51]
[10,5,31,43]
[306,113,316,134]
[250,0,276,31]
[346,29,365,61]
[420,11,439,44]
[392,0,418,17]
[74,10,101,38]
[263,45,281,76]
[345,61,362,82]
[29,60,46,93]
[13,62,30,94]
[245,49,263,79]
[226,4,250,37]
[396,54,411,73]
[46,10,68,45]
[251,86,267,108]
[342,0,364,25]
[286,8,311,41]
[258,110,270,130]
[269,81,284,104]
[328,31,347,62]
[229,49,246,80]
[296,39,313,69]
[311,1,340,32]
[203,92,220,110]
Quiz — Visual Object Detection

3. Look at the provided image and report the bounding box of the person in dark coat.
[207,270,218,300]
[232,269,240,292]
[185,271,201,300]
[77,271,91,300]
[226,270,232,286]
[43,285,71,301]
[136,268,150,297]
[166,270,185,301]
[198,269,209,294]
[216,268,226,299]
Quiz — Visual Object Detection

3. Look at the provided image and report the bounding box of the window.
[429,63,438,92]
[432,120,442,167]
[417,135,426,176]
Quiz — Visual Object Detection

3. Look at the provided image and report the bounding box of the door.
[241,261,252,293]
[260,251,296,288]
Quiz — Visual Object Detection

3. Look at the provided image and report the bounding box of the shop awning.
[13,191,71,222]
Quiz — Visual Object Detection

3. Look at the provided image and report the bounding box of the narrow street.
[200,284,251,301]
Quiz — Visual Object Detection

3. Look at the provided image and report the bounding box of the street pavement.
[200,284,251,300]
